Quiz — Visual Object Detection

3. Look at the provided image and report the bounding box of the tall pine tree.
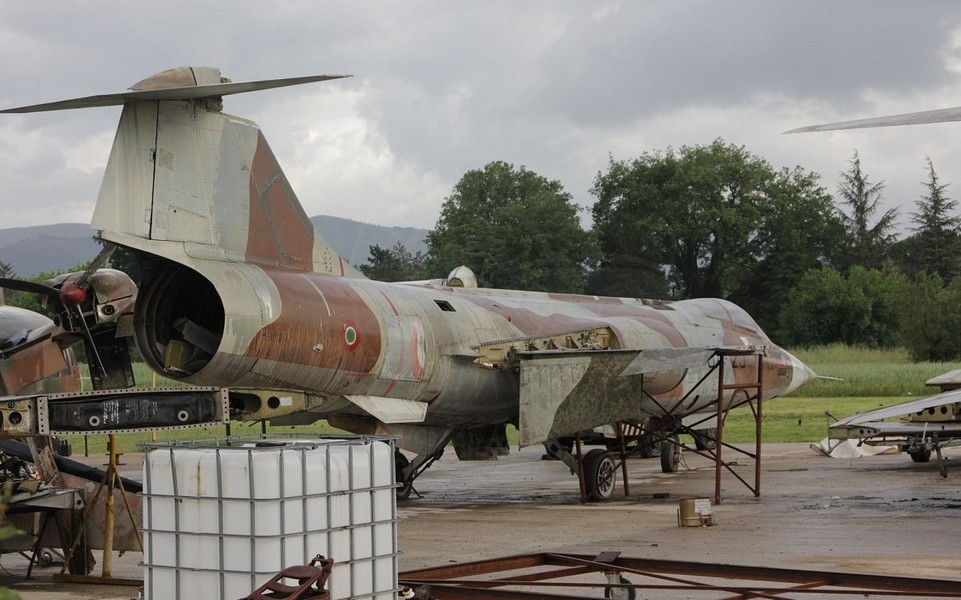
[901,158,961,281]
[836,151,898,271]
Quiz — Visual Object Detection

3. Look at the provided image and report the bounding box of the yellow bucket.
[677,497,714,527]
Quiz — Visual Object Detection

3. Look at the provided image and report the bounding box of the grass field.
[788,344,961,398]
[63,345,958,456]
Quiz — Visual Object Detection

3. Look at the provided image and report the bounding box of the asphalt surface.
[3,442,961,598]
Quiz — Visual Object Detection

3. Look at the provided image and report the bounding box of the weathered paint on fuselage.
[149,258,809,432]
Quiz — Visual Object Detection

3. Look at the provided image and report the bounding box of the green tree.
[587,152,674,298]
[894,158,961,282]
[591,140,772,299]
[359,242,428,282]
[779,265,904,348]
[731,166,845,333]
[93,233,141,283]
[426,161,594,292]
[836,151,899,271]
[900,272,961,361]
[588,140,842,333]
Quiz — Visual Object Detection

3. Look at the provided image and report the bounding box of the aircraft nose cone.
[785,350,817,395]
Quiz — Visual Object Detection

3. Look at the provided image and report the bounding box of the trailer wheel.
[909,447,932,463]
[604,575,636,599]
[584,449,617,501]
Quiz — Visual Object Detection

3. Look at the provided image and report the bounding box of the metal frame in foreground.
[399,551,961,599]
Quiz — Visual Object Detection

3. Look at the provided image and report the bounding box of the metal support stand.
[577,349,767,504]
[56,433,143,586]
[713,351,764,504]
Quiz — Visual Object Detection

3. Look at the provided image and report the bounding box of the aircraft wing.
[516,345,744,446]
[829,390,961,440]
[785,106,961,133]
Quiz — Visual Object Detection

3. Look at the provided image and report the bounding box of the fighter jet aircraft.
[3,67,816,498]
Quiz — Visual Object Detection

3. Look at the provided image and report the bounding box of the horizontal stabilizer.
[786,106,961,133]
[346,395,429,424]
[1,68,351,114]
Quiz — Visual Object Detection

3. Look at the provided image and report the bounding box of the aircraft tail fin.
[4,67,361,277]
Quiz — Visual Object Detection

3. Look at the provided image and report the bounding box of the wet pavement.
[3,442,961,598]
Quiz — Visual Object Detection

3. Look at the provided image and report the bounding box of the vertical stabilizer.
[4,67,360,277]
[93,96,361,277]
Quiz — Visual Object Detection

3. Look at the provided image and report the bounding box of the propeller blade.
[77,244,117,288]
[786,106,961,133]
[0,278,58,298]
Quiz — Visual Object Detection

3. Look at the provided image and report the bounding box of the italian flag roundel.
[344,320,360,352]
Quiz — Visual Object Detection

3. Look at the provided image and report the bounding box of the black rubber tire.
[909,447,932,463]
[693,428,718,451]
[660,435,681,473]
[394,450,414,498]
[584,449,617,501]
[636,432,662,458]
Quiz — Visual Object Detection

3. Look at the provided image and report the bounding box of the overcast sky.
[3,1,961,236]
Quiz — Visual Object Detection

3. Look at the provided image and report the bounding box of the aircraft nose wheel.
[584,449,617,501]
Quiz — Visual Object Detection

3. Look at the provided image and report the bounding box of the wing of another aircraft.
[829,390,961,440]
[786,106,961,133]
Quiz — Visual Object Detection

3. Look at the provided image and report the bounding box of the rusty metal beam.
[400,552,961,599]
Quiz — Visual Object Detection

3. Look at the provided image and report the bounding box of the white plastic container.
[142,436,398,600]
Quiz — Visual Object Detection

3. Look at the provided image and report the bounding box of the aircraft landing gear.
[693,427,718,451]
[660,434,681,473]
[583,449,617,501]
[394,450,414,498]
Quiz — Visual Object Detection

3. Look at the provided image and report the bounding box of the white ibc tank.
[142,436,398,600]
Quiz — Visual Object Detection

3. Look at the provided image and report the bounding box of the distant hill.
[0,216,429,278]
[0,223,100,277]
[309,215,428,267]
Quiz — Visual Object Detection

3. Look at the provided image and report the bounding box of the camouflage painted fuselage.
[15,67,812,451]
